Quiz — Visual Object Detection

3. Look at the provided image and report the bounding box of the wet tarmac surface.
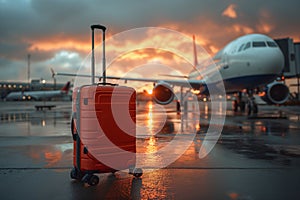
[0,101,300,199]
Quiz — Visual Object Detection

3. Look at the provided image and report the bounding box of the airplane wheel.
[233,100,238,112]
[253,104,258,114]
[240,101,246,112]
[247,105,252,116]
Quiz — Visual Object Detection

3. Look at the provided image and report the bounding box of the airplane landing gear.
[233,92,246,112]
[233,99,238,112]
[247,97,258,116]
[233,91,258,116]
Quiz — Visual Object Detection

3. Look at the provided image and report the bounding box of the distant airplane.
[5,81,71,101]
[57,33,289,114]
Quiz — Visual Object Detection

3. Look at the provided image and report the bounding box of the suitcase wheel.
[82,174,99,186]
[70,167,83,180]
[131,168,143,178]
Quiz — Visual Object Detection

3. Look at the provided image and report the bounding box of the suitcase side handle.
[71,117,78,141]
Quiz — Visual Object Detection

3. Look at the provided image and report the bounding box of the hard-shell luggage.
[70,24,142,186]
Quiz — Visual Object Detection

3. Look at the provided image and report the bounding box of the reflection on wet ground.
[136,101,300,169]
[219,107,300,166]
[0,102,72,169]
[0,100,300,199]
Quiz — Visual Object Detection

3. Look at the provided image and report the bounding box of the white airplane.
[202,33,289,113]
[5,81,71,101]
[57,33,289,114]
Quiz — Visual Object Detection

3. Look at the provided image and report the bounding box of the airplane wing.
[56,72,205,88]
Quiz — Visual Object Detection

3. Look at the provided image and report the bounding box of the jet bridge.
[275,38,300,101]
[275,38,299,78]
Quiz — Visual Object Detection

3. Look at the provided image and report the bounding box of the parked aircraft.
[210,34,288,113]
[5,81,71,101]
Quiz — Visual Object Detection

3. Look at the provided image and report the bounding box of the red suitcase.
[70,25,142,186]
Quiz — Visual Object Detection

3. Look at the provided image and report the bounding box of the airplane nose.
[260,48,285,75]
[270,48,284,73]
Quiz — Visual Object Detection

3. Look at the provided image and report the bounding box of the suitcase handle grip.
[91,24,106,32]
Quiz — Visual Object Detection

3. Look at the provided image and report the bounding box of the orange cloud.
[164,19,240,55]
[104,29,210,69]
[208,45,219,54]
[257,9,274,34]
[222,4,238,19]
[232,24,254,34]
[27,38,90,53]
[257,22,274,33]
[24,23,220,72]
[293,36,300,42]
[107,48,193,77]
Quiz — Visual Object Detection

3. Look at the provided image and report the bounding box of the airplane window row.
[238,41,278,52]
[0,84,28,89]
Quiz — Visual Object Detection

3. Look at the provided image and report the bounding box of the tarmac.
[0,100,300,200]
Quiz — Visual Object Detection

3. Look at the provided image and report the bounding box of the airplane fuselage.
[5,90,65,101]
[190,34,284,93]
[5,81,70,101]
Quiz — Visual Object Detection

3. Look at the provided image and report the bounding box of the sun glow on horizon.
[147,89,153,95]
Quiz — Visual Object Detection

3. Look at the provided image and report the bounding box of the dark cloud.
[233,0,300,36]
[0,58,27,81]
[0,42,29,60]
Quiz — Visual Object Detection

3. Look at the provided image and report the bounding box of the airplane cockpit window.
[238,44,245,52]
[243,42,251,50]
[252,41,266,47]
[266,41,278,47]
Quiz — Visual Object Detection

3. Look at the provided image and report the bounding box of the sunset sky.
[1,0,299,84]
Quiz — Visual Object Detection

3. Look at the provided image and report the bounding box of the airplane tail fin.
[193,35,199,68]
[61,81,71,93]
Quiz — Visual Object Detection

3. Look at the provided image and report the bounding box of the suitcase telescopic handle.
[91,24,106,32]
[90,24,106,85]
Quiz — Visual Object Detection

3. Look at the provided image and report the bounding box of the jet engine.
[261,81,289,105]
[153,82,174,105]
